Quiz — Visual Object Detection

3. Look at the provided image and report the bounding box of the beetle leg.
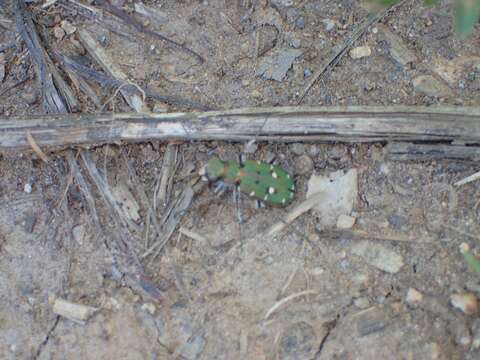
[234,186,244,224]
[239,153,246,166]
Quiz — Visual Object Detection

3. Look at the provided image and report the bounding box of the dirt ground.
[1,0,480,359]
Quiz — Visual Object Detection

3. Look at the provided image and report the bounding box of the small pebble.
[152,103,169,113]
[24,183,32,193]
[322,19,336,32]
[452,321,472,347]
[21,89,38,105]
[97,34,108,46]
[406,288,424,305]
[141,302,156,315]
[295,16,305,29]
[336,214,356,229]
[354,297,370,309]
[294,154,314,175]
[450,293,478,315]
[289,143,305,155]
[349,46,371,59]
[61,20,76,35]
[289,37,301,49]
[352,241,404,274]
[22,213,36,233]
[303,68,312,78]
[72,224,86,244]
[356,307,388,336]
[412,75,451,97]
[53,26,66,40]
[310,267,325,275]
[388,214,408,228]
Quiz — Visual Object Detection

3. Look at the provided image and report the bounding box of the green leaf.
[463,251,480,273]
[454,0,480,37]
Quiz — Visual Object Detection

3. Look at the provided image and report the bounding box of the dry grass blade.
[297,0,407,104]
[27,132,49,163]
[142,186,195,261]
[80,150,162,300]
[266,191,327,237]
[66,150,102,233]
[79,150,142,267]
[77,29,148,113]
[264,290,318,320]
[155,144,178,210]
[454,170,480,187]
[94,0,204,64]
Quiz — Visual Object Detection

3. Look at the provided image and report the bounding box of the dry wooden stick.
[386,142,480,162]
[15,0,67,113]
[2,106,480,151]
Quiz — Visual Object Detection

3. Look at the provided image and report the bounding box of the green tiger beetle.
[199,157,295,207]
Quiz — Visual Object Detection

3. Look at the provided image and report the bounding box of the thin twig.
[77,29,148,113]
[0,75,30,97]
[279,267,299,298]
[80,150,143,268]
[266,191,328,237]
[324,229,436,243]
[155,144,178,210]
[0,42,16,53]
[26,132,49,162]
[264,290,318,320]
[454,170,480,187]
[297,1,407,104]
[54,51,211,110]
[94,0,204,64]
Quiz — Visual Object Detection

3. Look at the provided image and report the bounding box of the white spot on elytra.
[291,185,295,190]
[289,192,294,198]
[249,191,255,196]
[264,195,268,201]
[257,160,261,165]
[286,174,291,178]
[268,187,275,194]
[282,198,286,204]
[271,172,278,178]
[270,165,274,170]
